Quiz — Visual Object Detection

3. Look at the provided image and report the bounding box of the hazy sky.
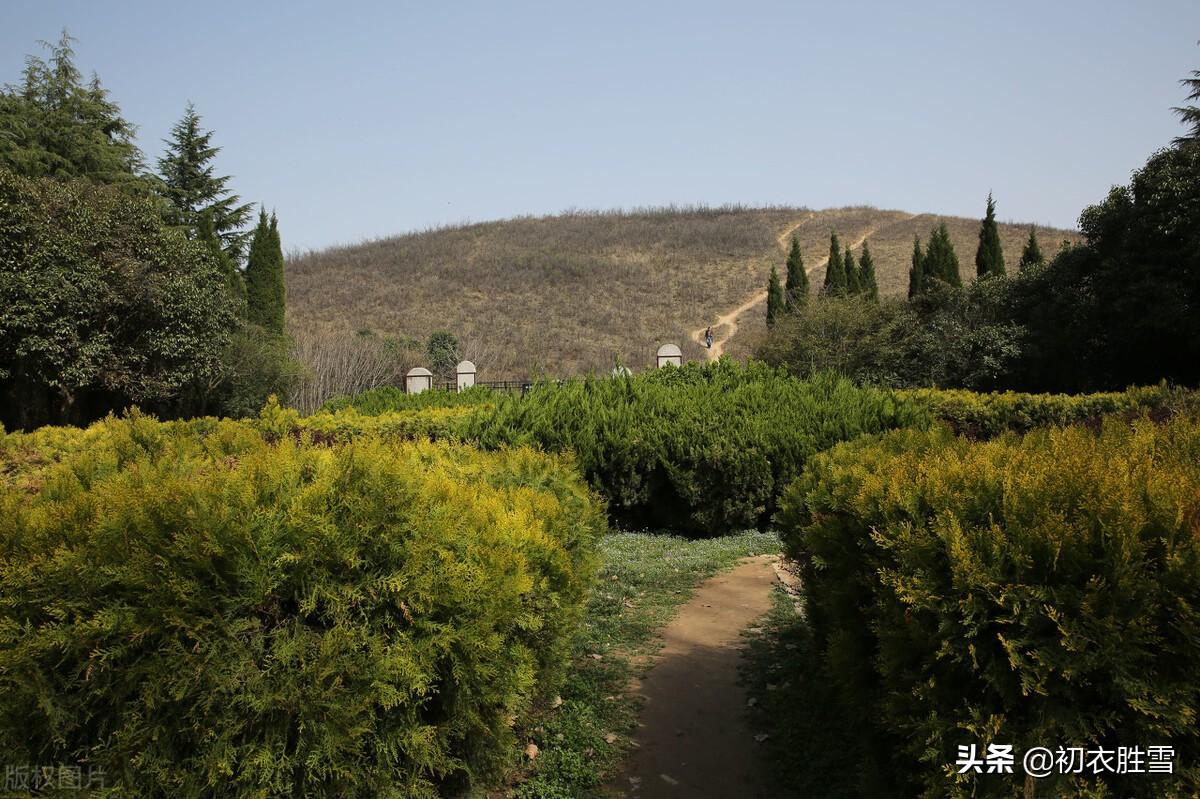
[4,1,1198,252]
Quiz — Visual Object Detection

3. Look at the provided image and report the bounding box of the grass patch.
[508,530,780,798]
[740,588,864,799]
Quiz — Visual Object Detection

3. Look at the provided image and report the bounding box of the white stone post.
[406,367,433,394]
[456,360,477,392]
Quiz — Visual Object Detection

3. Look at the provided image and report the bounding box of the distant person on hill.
[705,326,713,348]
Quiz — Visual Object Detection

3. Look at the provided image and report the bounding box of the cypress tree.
[974,192,1006,278]
[924,222,962,287]
[784,235,808,310]
[908,236,924,298]
[844,244,861,295]
[859,241,879,301]
[158,103,252,261]
[1018,227,1045,270]
[245,209,286,334]
[823,233,846,296]
[766,265,785,326]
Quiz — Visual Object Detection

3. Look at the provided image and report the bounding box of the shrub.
[462,361,929,536]
[904,382,1195,438]
[0,412,605,798]
[778,416,1200,797]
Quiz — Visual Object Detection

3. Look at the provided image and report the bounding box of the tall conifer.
[859,241,879,301]
[245,209,286,334]
[1018,227,1045,270]
[784,235,808,310]
[766,265,785,326]
[844,244,861,295]
[924,222,962,287]
[823,233,846,296]
[908,236,924,298]
[974,192,1006,277]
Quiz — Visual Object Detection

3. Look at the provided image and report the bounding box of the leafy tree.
[784,235,808,310]
[1017,227,1044,270]
[245,209,286,334]
[923,222,962,287]
[0,168,236,429]
[844,244,861,295]
[767,265,785,326]
[859,241,879,301]
[426,331,462,376]
[974,192,1006,277]
[908,236,924,298]
[0,31,152,194]
[158,103,252,260]
[822,233,846,296]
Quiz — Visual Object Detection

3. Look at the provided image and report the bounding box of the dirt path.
[605,555,782,799]
[690,225,880,360]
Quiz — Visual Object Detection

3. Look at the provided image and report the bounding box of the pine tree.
[859,241,879,301]
[843,244,861,295]
[766,265,785,326]
[1172,62,1200,146]
[908,236,924,298]
[784,235,808,310]
[924,222,962,287]
[245,209,286,334]
[823,233,846,296]
[1018,227,1045,270]
[0,31,149,192]
[974,192,1006,278]
[198,210,245,308]
[158,103,252,261]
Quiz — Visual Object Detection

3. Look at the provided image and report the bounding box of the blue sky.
[3,1,1198,252]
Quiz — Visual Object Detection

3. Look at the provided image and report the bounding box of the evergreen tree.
[245,209,286,334]
[784,235,809,310]
[844,243,861,295]
[158,103,252,261]
[766,265,785,326]
[822,233,846,296]
[1018,227,1045,270]
[908,236,924,298]
[924,222,962,287]
[197,210,246,307]
[0,31,150,193]
[1172,62,1200,146]
[859,241,879,301]
[974,192,1006,278]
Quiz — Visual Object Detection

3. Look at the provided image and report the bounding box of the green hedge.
[319,385,495,414]
[904,383,1193,438]
[462,362,929,536]
[0,413,605,798]
[778,416,1200,797]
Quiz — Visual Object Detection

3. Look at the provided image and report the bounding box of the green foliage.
[245,209,286,334]
[0,32,153,196]
[460,362,929,536]
[921,221,962,288]
[822,233,846,296]
[320,384,495,414]
[784,235,808,310]
[766,265,785,326]
[0,167,236,430]
[1171,60,1200,145]
[158,103,252,261]
[907,235,923,298]
[858,241,878,301]
[425,331,462,378]
[0,412,605,798]
[843,243,861,294]
[973,192,1006,277]
[778,416,1200,797]
[211,327,302,419]
[1017,226,1044,270]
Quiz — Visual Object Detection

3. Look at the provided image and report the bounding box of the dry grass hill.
[285,206,1080,379]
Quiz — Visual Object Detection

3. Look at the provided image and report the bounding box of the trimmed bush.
[319,385,496,415]
[779,416,1200,797]
[463,362,929,536]
[904,383,1193,438]
[0,412,604,798]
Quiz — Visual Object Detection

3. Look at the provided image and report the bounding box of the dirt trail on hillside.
[691,224,881,360]
[604,555,783,799]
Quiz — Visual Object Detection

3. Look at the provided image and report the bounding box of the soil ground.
[603,555,783,799]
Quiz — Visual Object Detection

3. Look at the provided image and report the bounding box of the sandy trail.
[691,224,880,360]
[604,555,784,799]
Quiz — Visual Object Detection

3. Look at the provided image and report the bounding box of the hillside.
[285,206,1080,379]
